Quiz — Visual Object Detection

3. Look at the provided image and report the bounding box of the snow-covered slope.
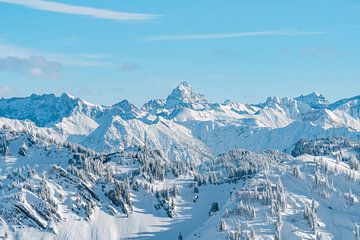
[295,92,329,109]
[83,115,211,164]
[190,153,360,240]
[1,128,359,240]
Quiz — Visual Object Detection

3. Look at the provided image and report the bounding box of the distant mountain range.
[1,82,359,163]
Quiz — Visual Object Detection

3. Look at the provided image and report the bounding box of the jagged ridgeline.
[0,83,359,162]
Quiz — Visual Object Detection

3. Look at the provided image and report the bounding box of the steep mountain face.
[165,81,210,110]
[0,93,103,139]
[294,92,329,109]
[111,100,145,120]
[82,115,211,164]
[0,82,359,160]
[0,93,81,127]
[142,82,212,118]
[330,95,360,120]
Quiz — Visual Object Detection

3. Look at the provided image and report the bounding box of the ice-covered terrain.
[0,82,359,239]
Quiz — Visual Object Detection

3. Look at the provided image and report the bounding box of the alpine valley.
[0,82,360,240]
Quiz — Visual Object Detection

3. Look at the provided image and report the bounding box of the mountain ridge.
[0,82,359,162]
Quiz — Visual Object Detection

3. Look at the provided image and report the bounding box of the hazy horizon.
[0,81,358,108]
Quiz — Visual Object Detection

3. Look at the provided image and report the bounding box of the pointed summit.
[60,92,77,100]
[295,92,329,109]
[173,81,193,95]
[167,81,194,102]
[166,81,209,110]
[112,100,143,119]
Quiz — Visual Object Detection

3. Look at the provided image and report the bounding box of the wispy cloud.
[142,30,326,41]
[211,48,243,57]
[0,56,62,79]
[0,42,34,57]
[300,47,336,57]
[119,62,141,72]
[0,41,118,67]
[0,0,159,21]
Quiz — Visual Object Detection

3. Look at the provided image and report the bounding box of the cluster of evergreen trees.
[304,199,321,238]
[153,184,178,218]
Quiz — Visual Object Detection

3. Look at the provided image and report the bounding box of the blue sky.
[0,0,359,106]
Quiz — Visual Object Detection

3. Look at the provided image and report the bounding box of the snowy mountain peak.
[166,81,210,110]
[112,100,143,119]
[113,99,134,109]
[60,92,77,100]
[167,81,195,102]
[174,81,193,94]
[141,99,166,112]
[295,92,329,109]
[257,96,288,109]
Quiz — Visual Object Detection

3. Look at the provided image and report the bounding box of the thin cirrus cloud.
[0,55,62,80]
[142,30,326,41]
[0,42,117,68]
[0,0,159,21]
[119,62,141,72]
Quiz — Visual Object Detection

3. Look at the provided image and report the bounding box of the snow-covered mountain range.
[0,82,360,240]
[1,82,359,160]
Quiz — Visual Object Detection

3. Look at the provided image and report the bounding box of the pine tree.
[304,199,318,234]
[209,202,219,216]
[1,141,9,157]
[250,227,256,240]
[219,219,227,231]
[178,232,183,240]
[293,166,302,179]
[18,142,28,156]
[354,224,360,240]
[275,218,281,240]
[271,199,277,217]
[170,184,178,197]
[171,198,175,209]
[224,208,229,217]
